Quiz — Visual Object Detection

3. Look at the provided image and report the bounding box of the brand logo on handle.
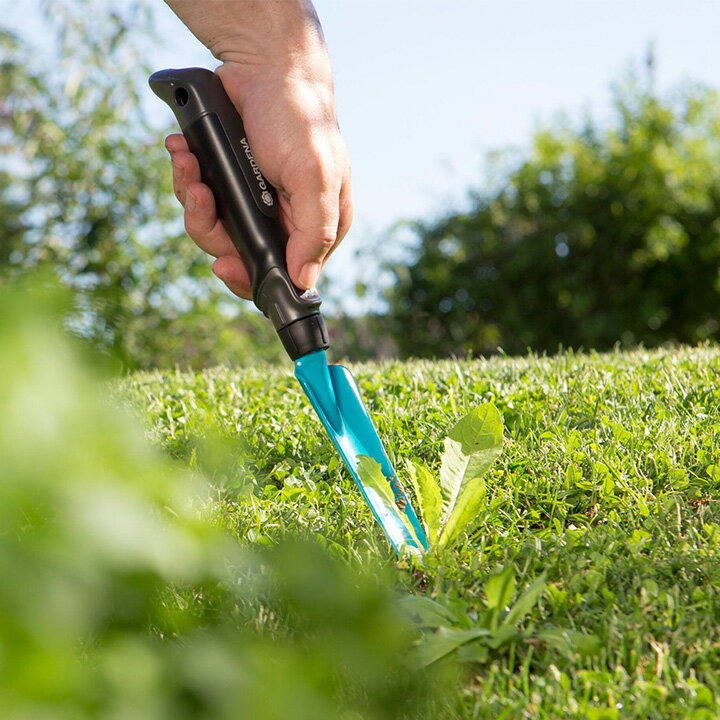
[240,137,274,207]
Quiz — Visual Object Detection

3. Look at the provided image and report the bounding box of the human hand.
[164,18,352,300]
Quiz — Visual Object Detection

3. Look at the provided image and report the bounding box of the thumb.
[284,182,340,290]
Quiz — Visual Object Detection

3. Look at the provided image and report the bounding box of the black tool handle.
[149,67,328,360]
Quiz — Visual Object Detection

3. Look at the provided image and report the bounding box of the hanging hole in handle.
[174,87,189,107]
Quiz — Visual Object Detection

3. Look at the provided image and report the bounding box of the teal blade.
[295,350,428,554]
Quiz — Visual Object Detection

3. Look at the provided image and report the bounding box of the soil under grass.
[119,345,720,719]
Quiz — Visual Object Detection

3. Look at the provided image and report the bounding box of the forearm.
[165,0,331,78]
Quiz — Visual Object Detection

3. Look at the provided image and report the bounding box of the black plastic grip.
[149,67,328,360]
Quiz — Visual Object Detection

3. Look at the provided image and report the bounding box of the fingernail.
[298,261,321,289]
[186,188,197,211]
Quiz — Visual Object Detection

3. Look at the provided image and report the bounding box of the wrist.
[167,0,330,78]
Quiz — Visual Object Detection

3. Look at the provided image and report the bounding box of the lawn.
[116,344,720,719]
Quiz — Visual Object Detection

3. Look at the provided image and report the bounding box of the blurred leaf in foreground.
[0,275,443,719]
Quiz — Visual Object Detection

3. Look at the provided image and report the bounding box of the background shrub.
[386,83,720,357]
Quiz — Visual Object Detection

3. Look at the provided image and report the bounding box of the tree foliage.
[0,0,281,368]
[386,81,720,357]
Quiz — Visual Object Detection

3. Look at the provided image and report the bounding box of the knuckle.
[300,145,342,194]
[315,226,338,250]
[312,165,338,195]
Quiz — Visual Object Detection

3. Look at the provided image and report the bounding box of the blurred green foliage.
[387,81,720,357]
[0,275,443,719]
[0,0,282,368]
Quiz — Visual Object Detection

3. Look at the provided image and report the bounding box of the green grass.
[118,345,720,719]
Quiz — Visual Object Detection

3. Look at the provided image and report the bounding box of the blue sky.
[6,1,720,306]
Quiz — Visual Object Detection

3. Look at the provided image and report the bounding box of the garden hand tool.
[150,68,428,554]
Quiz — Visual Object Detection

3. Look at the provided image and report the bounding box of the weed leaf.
[504,572,547,627]
[412,626,492,669]
[357,455,397,508]
[406,458,443,543]
[537,628,601,659]
[356,456,422,547]
[398,596,459,628]
[438,480,489,547]
[485,566,516,610]
[438,404,503,546]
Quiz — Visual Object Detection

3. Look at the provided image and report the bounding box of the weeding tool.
[149,68,428,554]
